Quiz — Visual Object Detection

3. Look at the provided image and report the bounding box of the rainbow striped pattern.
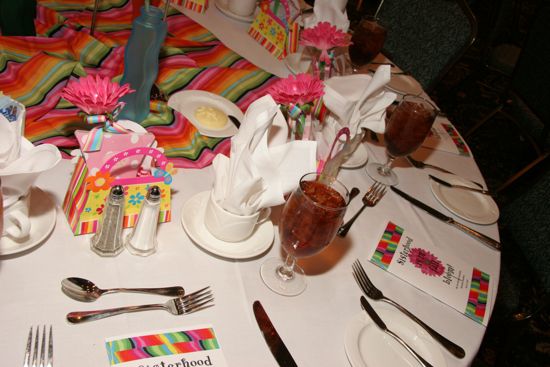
[174,0,208,13]
[106,328,219,365]
[465,267,489,323]
[0,0,278,169]
[441,122,470,156]
[370,221,404,270]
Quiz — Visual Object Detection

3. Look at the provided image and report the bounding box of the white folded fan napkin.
[0,137,61,208]
[303,0,350,31]
[212,95,316,216]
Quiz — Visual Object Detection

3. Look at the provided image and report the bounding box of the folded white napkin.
[317,66,396,161]
[212,95,316,216]
[0,137,61,207]
[303,0,350,31]
[0,96,25,169]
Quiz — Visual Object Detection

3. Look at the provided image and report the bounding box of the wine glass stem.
[378,155,395,176]
[277,253,297,281]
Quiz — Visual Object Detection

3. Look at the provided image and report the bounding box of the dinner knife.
[253,300,298,367]
[390,186,501,251]
[429,175,494,196]
[361,296,435,367]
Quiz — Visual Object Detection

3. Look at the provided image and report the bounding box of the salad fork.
[352,260,466,358]
[23,325,53,367]
[337,182,386,237]
[67,286,213,324]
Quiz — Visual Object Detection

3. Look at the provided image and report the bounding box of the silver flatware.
[361,296,435,367]
[337,182,386,237]
[61,277,185,302]
[23,325,53,367]
[253,300,298,367]
[406,155,484,188]
[66,287,212,323]
[429,175,494,196]
[353,260,466,358]
[391,186,501,251]
[348,187,361,203]
[228,115,241,128]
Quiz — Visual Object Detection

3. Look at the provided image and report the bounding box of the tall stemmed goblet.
[261,173,350,296]
[348,16,387,73]
[366,95,438,186]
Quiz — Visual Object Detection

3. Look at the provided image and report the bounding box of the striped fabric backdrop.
[0,0,279,168]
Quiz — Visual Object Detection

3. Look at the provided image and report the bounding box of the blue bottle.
[118,6,167,123]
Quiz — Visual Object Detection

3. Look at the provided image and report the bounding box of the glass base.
[260,257,306,297]
[366,162,399,186]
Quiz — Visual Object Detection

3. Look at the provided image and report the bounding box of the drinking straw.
[90,0,100,36]
[144,0,150,12]
[163,0,171,20]
[374,0,385,18]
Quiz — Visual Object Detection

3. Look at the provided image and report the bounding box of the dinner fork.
[352,260,466,359]
[337,182,386,237]
[406,155,483,188]
[23,325,53,367]
[66,286,213,324]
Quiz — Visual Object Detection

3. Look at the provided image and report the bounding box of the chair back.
[376,0,477,92]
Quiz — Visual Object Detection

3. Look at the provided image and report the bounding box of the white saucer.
[214,0,257,22]
[0,187,56,256]
[342,144,369,169]
[345,308,447,367]
[181,191,274,259]
[430,175,500,225]
[386,74,423,96]
[167,90,242,138]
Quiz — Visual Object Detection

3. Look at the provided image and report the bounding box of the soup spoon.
[61,277,185,302]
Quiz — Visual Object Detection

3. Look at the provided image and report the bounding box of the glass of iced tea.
[260,173,350,296]
[366,95,437,185]
[348,16,387,72]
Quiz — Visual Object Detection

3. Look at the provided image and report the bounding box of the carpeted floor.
[429,1,550,365]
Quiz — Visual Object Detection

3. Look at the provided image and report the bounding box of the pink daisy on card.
[408,248,445,277]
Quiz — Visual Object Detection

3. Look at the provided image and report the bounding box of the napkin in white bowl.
[0,95,25,169]
[303,0,350,31]
[212,95,316,216]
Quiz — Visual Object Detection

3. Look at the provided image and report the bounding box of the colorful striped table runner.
[0,0,279,168]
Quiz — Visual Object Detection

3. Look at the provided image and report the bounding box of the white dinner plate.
[0,187,56,256]
[181,191,274,259]
[430,175,500,225]
[167,90,242,138]
[214,0,257,22]
[344,308,447,367]
[386,74,423,96]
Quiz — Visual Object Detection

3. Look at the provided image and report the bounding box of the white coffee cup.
[204,192,269,242]
[2,194,31,240]
[228,0,257,17]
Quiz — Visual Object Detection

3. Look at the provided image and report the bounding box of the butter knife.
[253,301,298,367]
[391,186,501,251]
[361,296,435,367]
[429,175,494,196]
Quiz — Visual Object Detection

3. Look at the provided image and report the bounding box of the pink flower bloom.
[300,21,351,63]
[61,74,134,115]
[408,248,445,277]
[269,73,324,106]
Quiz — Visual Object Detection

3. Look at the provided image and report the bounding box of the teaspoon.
[348,187,360,203]
[61,277,185,302]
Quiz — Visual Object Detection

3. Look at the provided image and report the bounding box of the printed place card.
[422,119,471,156]
[105,325,227,367]
[369,221,494,325]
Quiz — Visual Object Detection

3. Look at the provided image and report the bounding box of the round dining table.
[0,3,500,367]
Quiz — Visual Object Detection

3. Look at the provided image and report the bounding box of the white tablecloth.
[0,5,500,366]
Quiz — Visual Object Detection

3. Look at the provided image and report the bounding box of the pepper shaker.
[90,185,125,257]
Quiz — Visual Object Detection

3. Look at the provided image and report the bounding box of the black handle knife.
[390,186,501,251]
[253,301,298,367]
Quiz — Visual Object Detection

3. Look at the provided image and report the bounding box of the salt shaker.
[125,185,161,256]
[90,185,125,257]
